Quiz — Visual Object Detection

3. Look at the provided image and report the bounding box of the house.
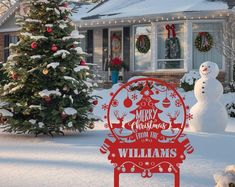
[0,0,234,85]
[71,0,235,84]
[0,1,20,63]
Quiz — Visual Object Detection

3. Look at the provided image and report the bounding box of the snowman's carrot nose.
[202,67,208,72]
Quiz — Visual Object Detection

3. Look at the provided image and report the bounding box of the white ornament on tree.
[190,61,228,133]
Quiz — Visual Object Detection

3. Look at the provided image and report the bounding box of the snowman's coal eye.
[202,65,204,67]
[208,66,210,68]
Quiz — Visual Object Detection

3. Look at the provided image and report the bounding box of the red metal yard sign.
[100,78,194,187]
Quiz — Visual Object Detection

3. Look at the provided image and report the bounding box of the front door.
[109,29,123,60]
[108,29,124,82]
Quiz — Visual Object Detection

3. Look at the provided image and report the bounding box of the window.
[4,34,18,62]
[192,22,223,69]
[80,31,87,53]
[134,25,151,71]
[157,23,185,69]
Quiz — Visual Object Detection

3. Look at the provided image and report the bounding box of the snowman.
[190,61,228,133]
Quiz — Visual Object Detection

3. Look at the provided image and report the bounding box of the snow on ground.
[0,83,234,187]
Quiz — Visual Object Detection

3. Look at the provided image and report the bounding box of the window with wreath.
[192,22,223,69]
[134,25,151,71]
[157,23,185,69]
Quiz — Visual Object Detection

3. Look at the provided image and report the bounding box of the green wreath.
[136,35,151,54]
[195,32,213,52]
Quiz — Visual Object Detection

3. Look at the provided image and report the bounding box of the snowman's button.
[202,91,205,94]
[202,87,205,89]
[203,82,205,84]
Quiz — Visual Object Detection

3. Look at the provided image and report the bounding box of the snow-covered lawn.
[0,86,234,187]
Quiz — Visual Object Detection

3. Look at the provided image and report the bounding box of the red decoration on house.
[80,59,87,66]
[100,78,194,187]
[46,27,53,33]
[31,42,37,49]
[166,24,176,38]
[51,44,58,52]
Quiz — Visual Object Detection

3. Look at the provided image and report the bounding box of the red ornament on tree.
[93,100,98,105]
[31,42,37,49]
[11,72,17,80]
[89,108,93,113]
[43,96,51,103]
[123,96,132,108]
[61,112,67,120]
[46,27,53,33]
[63,2,69,7]
[80,59,87,66]
[51,44,58,52]
[162,97,171,108]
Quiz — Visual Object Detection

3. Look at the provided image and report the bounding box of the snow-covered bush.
[229,82,235,92]
[180,71,200,92]
[214,165,235,187]
[226,102,235,118]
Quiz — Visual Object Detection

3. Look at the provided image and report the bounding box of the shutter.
[87,30,93,64]
[4,34,10,62]
[123,27,130,71]
[4,34,10,48]
[102,29,108,71]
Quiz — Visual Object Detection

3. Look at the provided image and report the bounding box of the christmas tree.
[0,0,98,136]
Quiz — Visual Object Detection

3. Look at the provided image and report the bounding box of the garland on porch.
[195,32,213,52]
[136,35,151,54]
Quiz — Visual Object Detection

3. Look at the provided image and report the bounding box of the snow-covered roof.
[71,0,229,21]
[0,2,20,27]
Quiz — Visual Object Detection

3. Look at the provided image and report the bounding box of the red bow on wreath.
[199,32,206,36]
[166,24,176,38]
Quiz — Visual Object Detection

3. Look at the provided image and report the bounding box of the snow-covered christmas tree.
[0,0,98,136]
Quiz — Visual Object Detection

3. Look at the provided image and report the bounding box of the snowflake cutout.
[102,104,108,110]
[131,93,138,100]
[112,99,119,107]
[170,92,177,98]
[175,99,182,107]
[186,113,193,120]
